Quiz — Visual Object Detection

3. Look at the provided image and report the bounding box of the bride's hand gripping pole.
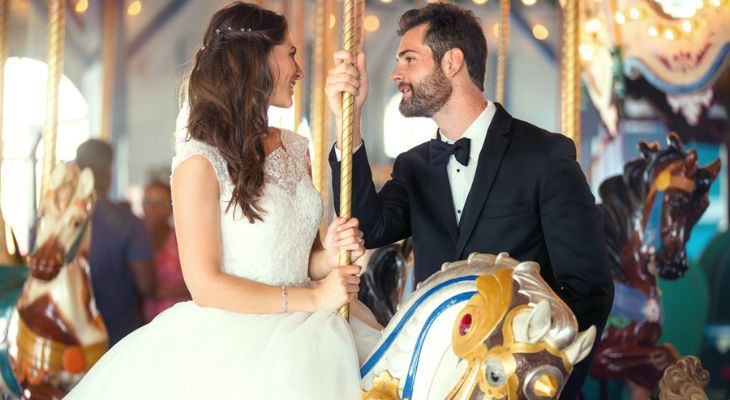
[338,0,362,321]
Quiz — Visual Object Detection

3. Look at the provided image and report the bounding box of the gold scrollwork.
[362,370,402,400]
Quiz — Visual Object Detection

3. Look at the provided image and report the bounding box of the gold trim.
[15,316,107,374]
[362,370,402,400]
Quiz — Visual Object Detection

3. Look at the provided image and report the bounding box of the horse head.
[361,253,594,400]
[600,133,720,282]
[28,164,95,281]
[7,163,106,399]
[446,254,595,400]
[592,133,720,391]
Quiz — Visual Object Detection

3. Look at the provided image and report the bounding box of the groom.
[326,3,613,398]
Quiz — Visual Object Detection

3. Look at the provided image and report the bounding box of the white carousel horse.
[361,252,597,400]
[3,163,107,399]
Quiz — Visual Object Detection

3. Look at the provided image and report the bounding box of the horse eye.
[484,358,506,387]
[668,195,688,208]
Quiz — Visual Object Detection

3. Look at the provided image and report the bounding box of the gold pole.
[0,0,19,266]
[100,0,118,141]
[286,0,305,133]
[322,0,338,235]
[337,0,361,321]
[355,0,364,52]
[310,0,327,205]
[0,0,8,183]
[561,0,581,159]
[41,0,65,195]
[495,0,510,105]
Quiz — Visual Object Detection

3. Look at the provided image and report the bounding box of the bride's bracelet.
[281,286,288,313]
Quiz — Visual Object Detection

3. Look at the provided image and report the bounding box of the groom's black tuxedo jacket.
[330,103,613,398]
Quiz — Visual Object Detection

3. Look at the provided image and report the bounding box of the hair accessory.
[215,28,220,35]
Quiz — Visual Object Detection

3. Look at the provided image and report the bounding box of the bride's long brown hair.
[185,2,287,222]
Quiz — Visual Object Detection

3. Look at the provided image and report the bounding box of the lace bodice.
[171,130,323,287]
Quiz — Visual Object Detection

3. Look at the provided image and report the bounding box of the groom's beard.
[399,66,453,118]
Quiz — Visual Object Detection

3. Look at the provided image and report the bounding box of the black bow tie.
[430,136,471,166]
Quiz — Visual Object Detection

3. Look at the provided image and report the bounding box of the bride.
[67,2,380,399]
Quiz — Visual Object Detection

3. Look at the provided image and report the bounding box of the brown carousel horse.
[6,163,108,399]
[358,239,413,326]
[590,133,721,395]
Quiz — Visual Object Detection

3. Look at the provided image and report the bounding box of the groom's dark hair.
[397,3,487,92]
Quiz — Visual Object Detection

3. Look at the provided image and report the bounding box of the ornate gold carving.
[362,371,402,400]
[534,373,558,397]
[658,356,709,400]
[452,268,513,358]
[15,316,107,374]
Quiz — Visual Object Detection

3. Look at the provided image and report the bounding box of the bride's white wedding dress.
[67,129,380,399]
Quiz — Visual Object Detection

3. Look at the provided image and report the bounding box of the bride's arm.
[308,218,364,280]
[173,155,359,313]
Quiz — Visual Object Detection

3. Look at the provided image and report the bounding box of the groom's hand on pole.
[325,50,368,149]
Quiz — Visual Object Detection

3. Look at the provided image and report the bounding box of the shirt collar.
[440,101,496,163]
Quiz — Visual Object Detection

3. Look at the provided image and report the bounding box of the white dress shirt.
[335,101,497,225]
[441,101,496,224]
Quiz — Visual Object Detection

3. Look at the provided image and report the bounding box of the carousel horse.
[590,133,721,392]
[0,219,26,398]
[361,252,597,400]
[358,239,413,326]
[4,163,108,399]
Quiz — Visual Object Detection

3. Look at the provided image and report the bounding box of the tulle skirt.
[66,300,380,399]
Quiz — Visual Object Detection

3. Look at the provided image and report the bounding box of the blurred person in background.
[75,139,156,346]
[141,180,190,322]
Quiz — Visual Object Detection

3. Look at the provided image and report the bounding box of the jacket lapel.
[456,103,512,256]
[428,160,459,244]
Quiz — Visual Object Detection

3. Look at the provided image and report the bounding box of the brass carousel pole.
[495,0,510,105]
[337,0,362,321]
[41,0,65,195]
[100,0,118,141]
[561,0,581,159]
[310,0,328,231]
[0,0,20,265]
[0,0,8,182]
[285,0,305,133]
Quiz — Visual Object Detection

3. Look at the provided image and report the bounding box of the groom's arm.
[330,144,411,249]
[538,135,614,399]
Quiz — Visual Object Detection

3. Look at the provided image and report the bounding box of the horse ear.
[48,164,67,191]
[564,326,596,366]
[684,150,698,174]
[704,159,721,180]
[668,132,683,150]
[513,299,552,344]
[639,142,652,158]
[77,168,95,198]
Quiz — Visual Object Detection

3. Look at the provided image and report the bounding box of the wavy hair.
[185,2,287,222]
